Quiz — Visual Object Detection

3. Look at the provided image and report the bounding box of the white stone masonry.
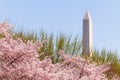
[82,11,93,55]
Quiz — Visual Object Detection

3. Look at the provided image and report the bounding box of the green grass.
[92,49,119,64]
[92,49,120,79]
[11,30,120,78]
[38,31,82,63]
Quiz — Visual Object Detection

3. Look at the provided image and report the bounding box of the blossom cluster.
[0,22,111,80]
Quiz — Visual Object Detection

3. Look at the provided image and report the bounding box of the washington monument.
[82,11,93,55]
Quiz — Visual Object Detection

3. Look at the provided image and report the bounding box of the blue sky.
[0,0,120,56]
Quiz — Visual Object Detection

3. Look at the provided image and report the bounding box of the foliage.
[1,22,120,79]
[13,31,38,43]
[12,23,120,79]
[0,22,114,80]
[13,30,82,63]
[92,49,120,79]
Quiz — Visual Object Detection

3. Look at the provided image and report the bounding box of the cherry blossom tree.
[0,22,111,80]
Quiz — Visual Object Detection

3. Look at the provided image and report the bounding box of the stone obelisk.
[82,11,93,55]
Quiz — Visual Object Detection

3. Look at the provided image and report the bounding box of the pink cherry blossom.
[0,22,113,80]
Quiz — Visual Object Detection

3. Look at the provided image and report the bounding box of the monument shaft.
[82,11,93,55]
